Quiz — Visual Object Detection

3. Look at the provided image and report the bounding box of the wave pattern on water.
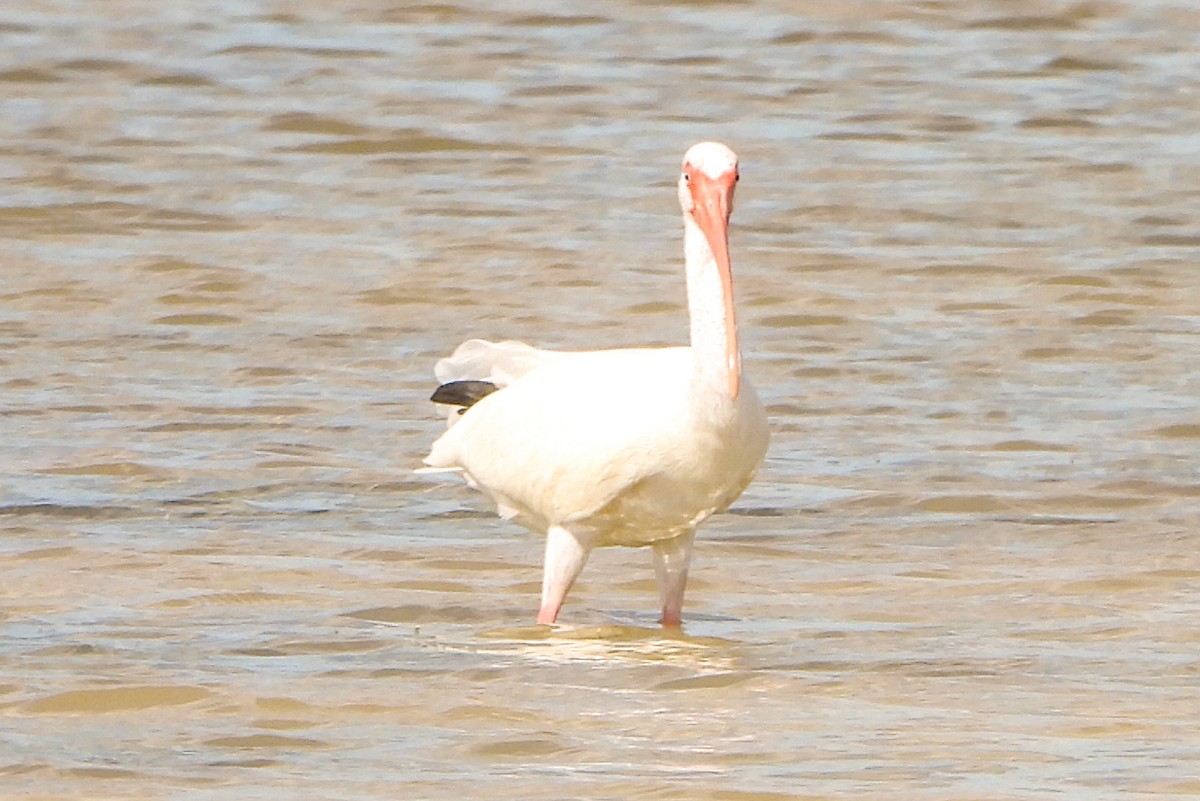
[0,1,1198,799]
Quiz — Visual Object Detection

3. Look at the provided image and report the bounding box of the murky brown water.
[2,1,1198,798]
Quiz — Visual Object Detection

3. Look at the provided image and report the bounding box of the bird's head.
[678,141,742,398]
[678,141,739,225]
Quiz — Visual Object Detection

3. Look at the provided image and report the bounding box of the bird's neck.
[684,215,741,410]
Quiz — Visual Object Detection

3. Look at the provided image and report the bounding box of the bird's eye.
[683,172,691,183]
[734,172,740,182]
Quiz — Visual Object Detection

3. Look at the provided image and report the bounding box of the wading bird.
[422,142,768,626]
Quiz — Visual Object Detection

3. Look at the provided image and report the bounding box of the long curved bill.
[688,170,740,398]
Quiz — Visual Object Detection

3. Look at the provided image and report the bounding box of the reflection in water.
[479,624,742,674]
[1,1,1198,799]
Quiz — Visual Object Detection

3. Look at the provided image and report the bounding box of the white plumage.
[423,142,768,626]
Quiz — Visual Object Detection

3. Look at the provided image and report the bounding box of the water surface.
[1,1,1198,799]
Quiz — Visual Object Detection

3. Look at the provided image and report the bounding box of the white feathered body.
[424,339,768,547]
[423,142,767,625]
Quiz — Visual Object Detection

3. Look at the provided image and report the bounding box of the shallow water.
[2,1,1198,798]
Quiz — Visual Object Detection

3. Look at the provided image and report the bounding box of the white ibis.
[422,142,768,627]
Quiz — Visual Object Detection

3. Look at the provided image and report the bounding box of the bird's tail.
[434,339,558,387]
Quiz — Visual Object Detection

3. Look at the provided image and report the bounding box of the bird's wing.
[433,339,565,388]
[424,347,693,528]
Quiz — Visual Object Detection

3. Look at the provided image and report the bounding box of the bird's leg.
[537,525,593,624]
[652,529,695,627]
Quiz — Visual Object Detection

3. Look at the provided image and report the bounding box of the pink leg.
[537,525,592,624]
[652,530,695,627]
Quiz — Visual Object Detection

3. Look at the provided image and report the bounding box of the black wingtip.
[430,380,498,413]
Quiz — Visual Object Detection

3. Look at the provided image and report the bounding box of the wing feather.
[433,339,561,387]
